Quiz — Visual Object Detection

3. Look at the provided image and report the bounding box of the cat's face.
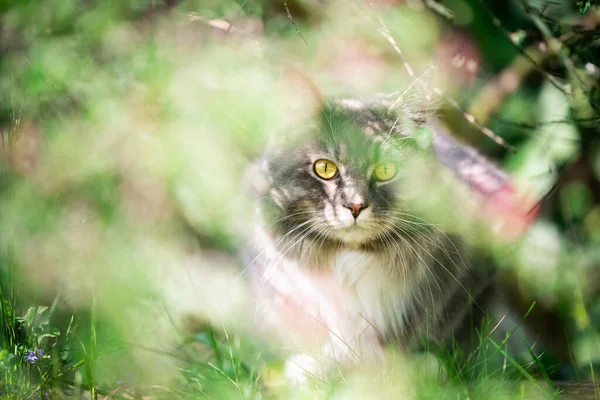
[262,101,419,246]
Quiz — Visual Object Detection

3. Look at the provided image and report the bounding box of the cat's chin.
[327,225,378,245]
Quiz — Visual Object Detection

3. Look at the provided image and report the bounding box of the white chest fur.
[256,232,428,381]
[330,249,416,334]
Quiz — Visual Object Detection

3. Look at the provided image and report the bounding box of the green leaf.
[16,306,49,328]
[37,328,61,345]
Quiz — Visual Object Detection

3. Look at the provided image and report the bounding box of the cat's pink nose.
[344,203,368,219]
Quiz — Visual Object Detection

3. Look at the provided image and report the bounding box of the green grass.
[0,283,578,399]
[1,0,600,398]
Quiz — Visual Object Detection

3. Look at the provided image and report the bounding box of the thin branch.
[284,1,308,45]
[434,86,516,152]
[362,0,416,79]
[472,0,572,96]
[422,0,455,21]
[361,0,516,152]
[493,115,600,130]
[517,0,600,112]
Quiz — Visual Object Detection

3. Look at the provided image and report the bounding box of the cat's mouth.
[325,222,377,244]
[319,206,382,244]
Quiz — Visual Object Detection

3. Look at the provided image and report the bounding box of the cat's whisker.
[380,215,456,266]
[388,225,451,329]
[269,216,320,247]
[304,225,332,267]
[375,226,407,291]
[239,216,324,278]
[381,215,451,253]
[385,220,485,314]
[382,225,446,327]
[379,209,441,227]
[277,220,329,262]
[381,209,456,239]
[393,219,469,278]
[382,211,470,275]
[267,210,321,228]
[375,227,439,342]
[277,223,320,258]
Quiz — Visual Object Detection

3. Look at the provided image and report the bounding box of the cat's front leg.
[284,311,386,385]
[256,259,387,384]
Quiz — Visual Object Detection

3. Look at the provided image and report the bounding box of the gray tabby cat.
[246,68,530,383]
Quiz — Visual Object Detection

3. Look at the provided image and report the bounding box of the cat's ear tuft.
[279,67,324,116]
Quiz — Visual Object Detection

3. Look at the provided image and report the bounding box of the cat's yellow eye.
[313,159,338,180]
[373,162,397,182]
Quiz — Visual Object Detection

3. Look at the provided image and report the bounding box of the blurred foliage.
[0,0,599,398]
[577,1,595,14]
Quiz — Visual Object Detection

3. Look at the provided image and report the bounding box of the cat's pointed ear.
[279,67,324,116]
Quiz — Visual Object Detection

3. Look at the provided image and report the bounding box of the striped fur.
[246,95,517,382]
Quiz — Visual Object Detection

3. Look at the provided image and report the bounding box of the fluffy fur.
[245,75,523,382]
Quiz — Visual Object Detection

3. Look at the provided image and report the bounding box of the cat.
[245,68,537,384]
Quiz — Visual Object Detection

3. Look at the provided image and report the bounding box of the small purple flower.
[24,350,39,364]
[24,349,45,364]
[36,391,50,400]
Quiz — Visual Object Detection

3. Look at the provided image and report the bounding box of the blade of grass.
[488,338,547,393]
[85,292,97,400]
[207,324,223,368]
[590,360,600,400]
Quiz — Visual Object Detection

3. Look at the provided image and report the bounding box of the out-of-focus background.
[0,0,599,398]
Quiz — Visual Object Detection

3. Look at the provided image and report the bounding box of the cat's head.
[251,68,539,248]
[257,68,430,246]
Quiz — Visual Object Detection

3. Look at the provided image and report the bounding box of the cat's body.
[246,70,530,382]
